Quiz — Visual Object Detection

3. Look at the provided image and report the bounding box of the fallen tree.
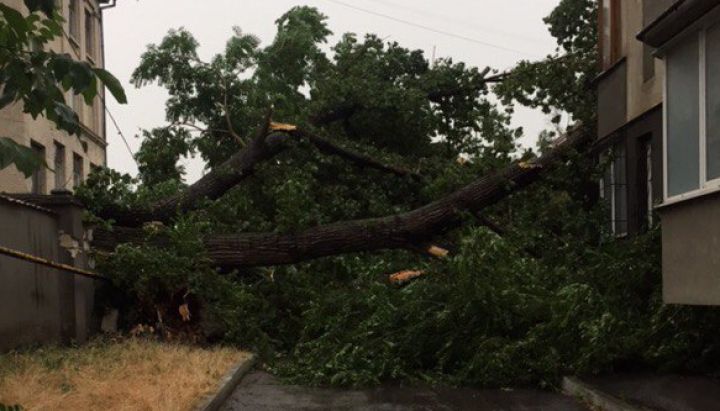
[94,126,588,267]
[94,115,424,227]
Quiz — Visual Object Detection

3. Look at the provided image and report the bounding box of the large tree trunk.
[93,127,586,267]
[93,120,421,227]
[203,127,588,267]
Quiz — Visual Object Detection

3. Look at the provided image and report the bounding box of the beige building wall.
[623,0,664,121]
[0,0,107,195]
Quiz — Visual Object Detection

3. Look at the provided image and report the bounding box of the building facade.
[0,0,112,195]
[599,0,720,305]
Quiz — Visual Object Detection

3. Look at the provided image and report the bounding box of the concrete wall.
[0,194,101,350]
[643,0,679,26]
[661,192,720,305]
[598,61,629,139]
[0,0,107,195]
[625,0,664,122]
[598,0,666,141]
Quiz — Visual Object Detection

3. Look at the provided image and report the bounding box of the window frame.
[72,152,84,189]
[68,0,79,41]
[30,141,46,194]
[54,141,66,190]
[84,8,95,62]
[662,10,720,205]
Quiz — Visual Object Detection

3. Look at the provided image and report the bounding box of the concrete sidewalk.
[221,371,589,411]
[579,373,720,411]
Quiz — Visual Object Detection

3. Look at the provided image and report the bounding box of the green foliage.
[495,0,598,127]
[0,403,23,411]
[74,167,185,218]
[130,6,517,183]
[0,137,45,177]
[0,0,125,175]
[91,2,720,390]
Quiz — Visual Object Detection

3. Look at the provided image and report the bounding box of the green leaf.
[82,74,98,104]
[0,4,29,37]
[0,83,18,110]
[0,137,46,177]
[68,61,93,91]
[52,101,80,134]
[94,67,128,104]
[50,53,73,80]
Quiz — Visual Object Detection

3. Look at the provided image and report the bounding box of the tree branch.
[291,127,425,181]
[202,127,588,267]
[94,111,278,226]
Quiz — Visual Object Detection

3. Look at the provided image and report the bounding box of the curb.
[561,376,654,411]
[194,354,258,411]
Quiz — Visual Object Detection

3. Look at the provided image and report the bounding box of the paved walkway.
[221,371,589,411]
[588,373,720,411]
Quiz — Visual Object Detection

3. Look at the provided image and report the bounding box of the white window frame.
[661,9,720,206]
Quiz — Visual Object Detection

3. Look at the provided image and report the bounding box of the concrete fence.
[0,191,102,351]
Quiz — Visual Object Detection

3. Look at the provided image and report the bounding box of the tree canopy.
[70,0,720,390]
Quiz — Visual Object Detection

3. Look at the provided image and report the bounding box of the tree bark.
[204,127,588,268]
[293,128,424,181]
[93,120,423,226]
[94,113,279,227]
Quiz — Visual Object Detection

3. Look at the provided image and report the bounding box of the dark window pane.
[613,144,628,235]
[68,0,78,38]
[54,142,65,190]
[85,10,94,58]
[707,23,720,180]
[73,153,84,189]
[667,34,700,196]
[30,142,45,194]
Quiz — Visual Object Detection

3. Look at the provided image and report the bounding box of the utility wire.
[60,27,137,164]
[361,0,546,45]
[101,96,137,163]
[322,0,540,58]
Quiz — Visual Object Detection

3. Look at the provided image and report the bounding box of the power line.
[101,96,137,163]
[59,28,137,165]
[322,0,540,58]
[361,0,546,45]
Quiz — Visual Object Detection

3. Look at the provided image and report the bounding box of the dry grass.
[0,338,250,411]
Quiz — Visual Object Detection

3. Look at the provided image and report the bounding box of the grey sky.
[103,0,562,183]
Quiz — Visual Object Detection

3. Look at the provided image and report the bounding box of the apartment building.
[0,0,113,194]
[598,0,720,305]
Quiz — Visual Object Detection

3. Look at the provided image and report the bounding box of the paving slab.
[221,371,589,411]
[587,373,720,411]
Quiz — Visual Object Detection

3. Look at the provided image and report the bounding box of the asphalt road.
[221,371,589,411]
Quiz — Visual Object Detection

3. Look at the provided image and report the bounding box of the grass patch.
[0,338,250,411]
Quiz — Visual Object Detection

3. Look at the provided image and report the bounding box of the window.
[600,144,628,236]
[85,9,94,59]
[88,97,97,131]
[646,142,653,225]
[600,0,621,69]
[74,93,83,121]
[68,0,79,40]
[638,137,654,226]
[664,21,720,200]
[73,153,84,189]
[30,141,46,194]
[54,142,66,190]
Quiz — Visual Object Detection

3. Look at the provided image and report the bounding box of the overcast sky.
[103,0,562,183]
